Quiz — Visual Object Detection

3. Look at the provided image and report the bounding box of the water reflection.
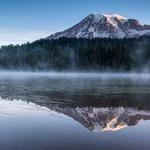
[0,98,67,118]
[49,105,150,132]
[0,73,150,150]
[0,97,150,133]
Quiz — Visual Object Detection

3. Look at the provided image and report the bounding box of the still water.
[0,72,150,150]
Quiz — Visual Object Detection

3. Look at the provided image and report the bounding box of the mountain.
[47,13,150,39]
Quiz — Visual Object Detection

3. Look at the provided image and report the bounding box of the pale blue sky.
[0,0,150,45]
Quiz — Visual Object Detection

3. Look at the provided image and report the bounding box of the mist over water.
[1,71,150,78]
[0,71,149,150]
[0,71,150,105]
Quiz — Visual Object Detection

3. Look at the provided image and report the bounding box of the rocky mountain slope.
[47,13,150,39]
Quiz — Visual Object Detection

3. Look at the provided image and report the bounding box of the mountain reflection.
[48,105,150,132]
[0,97,150,132]
[0,74,150,133]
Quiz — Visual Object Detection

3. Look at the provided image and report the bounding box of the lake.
[0,72,150,150]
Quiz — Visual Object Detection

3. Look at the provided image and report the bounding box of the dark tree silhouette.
[0,36,150,71]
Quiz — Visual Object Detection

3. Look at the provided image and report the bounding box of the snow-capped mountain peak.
[102,13,127,25]
[47,13,150,39]
[103,14,127,20]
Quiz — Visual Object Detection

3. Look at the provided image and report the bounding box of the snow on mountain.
[47,13,150,39]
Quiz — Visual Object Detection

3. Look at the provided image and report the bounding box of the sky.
[0,0,150,45]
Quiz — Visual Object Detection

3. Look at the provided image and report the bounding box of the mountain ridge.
[47,13,150,39]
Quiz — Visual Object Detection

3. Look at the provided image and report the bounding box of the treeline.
[0,36,150,71]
